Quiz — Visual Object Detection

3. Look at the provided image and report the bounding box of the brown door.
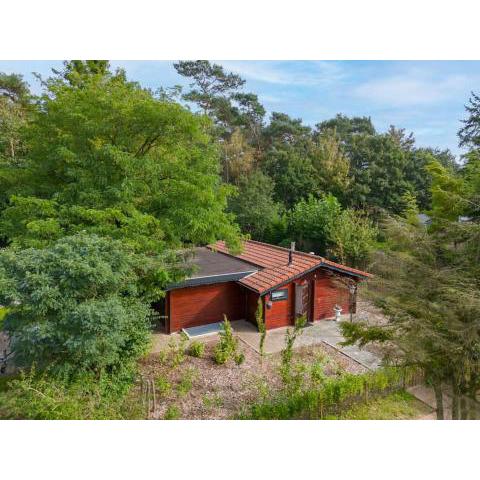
[295,282,312,322]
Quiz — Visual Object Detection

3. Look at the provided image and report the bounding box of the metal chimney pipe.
[288,241,295,265]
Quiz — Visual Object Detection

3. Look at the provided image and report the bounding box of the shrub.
[235,352,245,365]
[188,341,205,358]
[280,315,307,387]
[255,299,266,356]
[158,349,168,365]
[0,367,144,420]
[177,367,197,397]
[164,404,180,420]
[168,332,188,368]
[213,316,238,365]
[0,234,152,375]
[237,367,414,420]
[214,348,230,365]
[155,375,172,396]
[203,392,223,409]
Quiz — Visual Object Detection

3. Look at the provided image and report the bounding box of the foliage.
[0,367,144,420]
[328,208,378,268]
[459,91,480,149]
[0,66,241,252]
[202,392,223,409]
[177,367,197,396]
[0,234,152,374]
[341,216,480,419]
[174,60,245,118]
[234,352,245,365]
[288,194,341,254]
[286,194,377,266]
[213,315,239,365]
[168,332,189,368]
[260,112,320,208]
[237,366,414,420]
[155,375,172,397]
[221,128,255,183]
[255,298,266,356]
[310,129,350,200]
[426,160,470,222]
[329,391,430,420]
[188,340,205,358]
[228,171,282,240]
[164,404,181,420]
[279,315,307,390]
[0,306,8,330]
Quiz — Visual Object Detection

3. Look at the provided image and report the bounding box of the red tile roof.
[208,240,371,294]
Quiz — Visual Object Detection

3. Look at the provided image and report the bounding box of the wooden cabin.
[159,240,371,333]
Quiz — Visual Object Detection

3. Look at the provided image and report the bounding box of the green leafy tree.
[221,128,255,184]
[228,171,281,240]
[346,133,412,213]
[328,209,377,268]
[288,194,341,255]
[0,68,240,252]
[0,234,155,375]
[52,60,112,86]
[310,129,350,200]
[341,217,480,419]
[316,114,376,139]
[426,160,470,223]
[174,60,245,115]
[0,73,33,215]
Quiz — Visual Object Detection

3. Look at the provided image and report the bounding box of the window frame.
[271,288,288,302]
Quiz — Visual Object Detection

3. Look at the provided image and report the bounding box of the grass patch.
[328,391,431,420]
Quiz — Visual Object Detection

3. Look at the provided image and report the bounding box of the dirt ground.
[139,333,367,420]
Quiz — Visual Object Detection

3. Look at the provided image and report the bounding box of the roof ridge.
[246,239,325,261]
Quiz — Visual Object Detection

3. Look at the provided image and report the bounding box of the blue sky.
[1,60,479,157]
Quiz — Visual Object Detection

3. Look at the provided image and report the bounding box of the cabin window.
[271,288,288,301]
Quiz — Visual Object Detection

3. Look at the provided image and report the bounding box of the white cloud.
[352,72,475,107]
[218,60,346,86]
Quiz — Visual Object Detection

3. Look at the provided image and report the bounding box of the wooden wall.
[265,282,295,329]
[246,289,261,325]
[313,270,350,320]
[166,267,357,333]
[168,282,246,333]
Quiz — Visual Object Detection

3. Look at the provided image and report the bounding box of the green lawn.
[328,391,432,420]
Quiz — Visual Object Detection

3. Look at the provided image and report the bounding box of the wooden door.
[295,282,312,322]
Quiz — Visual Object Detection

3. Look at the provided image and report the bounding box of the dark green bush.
[0,234,153,375]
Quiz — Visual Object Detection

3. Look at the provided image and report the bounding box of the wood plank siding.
[314,270,351,320]
[265,282,295,329]
[168,282,247,333]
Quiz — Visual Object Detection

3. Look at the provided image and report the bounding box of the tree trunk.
[468,396,478,420]
[451,379,459,420]
[460,396,468,420]
[433,383,444,420]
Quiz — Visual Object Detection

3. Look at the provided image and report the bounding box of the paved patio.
[232,318,382,370]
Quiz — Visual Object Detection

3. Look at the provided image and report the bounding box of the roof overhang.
[242,262,370,296]
[167,270,257,290]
